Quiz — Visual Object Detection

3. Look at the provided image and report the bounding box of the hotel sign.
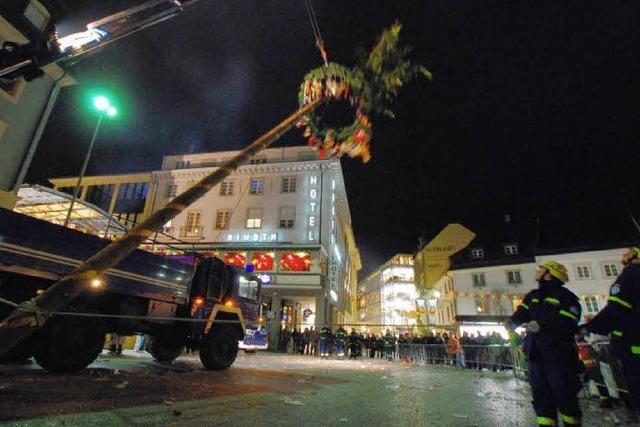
[307,175,319,242]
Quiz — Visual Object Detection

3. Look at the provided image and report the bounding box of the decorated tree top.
[298,21,431,163]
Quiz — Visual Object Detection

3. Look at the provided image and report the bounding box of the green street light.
[93,95,110,111]
[65,93,119,227]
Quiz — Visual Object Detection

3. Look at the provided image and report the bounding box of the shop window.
[280,252,311,272]
[224,252,246,269]
[475,297,491,313]
[238,276,259,299]
[251,252,275,271]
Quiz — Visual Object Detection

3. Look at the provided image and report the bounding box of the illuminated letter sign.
[307,175,319,242]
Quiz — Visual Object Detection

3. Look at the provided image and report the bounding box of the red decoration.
[224,252,246,268]
[251,252,274,271]
[280,252,311,272]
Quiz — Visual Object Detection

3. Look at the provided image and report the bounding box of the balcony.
[179,226,204,239]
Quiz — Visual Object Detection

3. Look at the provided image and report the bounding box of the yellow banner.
[419,223,475,288]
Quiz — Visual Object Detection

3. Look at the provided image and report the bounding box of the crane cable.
[304,0,328,66]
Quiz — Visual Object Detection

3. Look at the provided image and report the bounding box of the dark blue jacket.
[587,263,640,357]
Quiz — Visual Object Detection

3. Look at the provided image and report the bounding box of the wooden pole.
[0,100,321,358]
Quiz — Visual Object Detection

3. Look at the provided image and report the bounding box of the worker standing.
[506,261,582,426]
[583,246,640,419]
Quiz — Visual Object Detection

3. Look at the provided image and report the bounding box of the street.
[0,352,628,426]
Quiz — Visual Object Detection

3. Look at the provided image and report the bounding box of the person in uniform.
[319,325,333,358]
[584,246,640,418]
[506,261,582,426]
[384,330,396,361]
[348,328,361,359]
[335,326,347,358]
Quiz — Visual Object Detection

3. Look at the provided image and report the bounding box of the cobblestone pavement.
[0,351,633,426]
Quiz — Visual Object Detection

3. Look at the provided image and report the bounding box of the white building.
[359,254,417,334]
[50,146,361,347]
[428,239,629,337]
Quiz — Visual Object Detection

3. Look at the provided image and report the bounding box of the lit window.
[504,244,518,255]
[584,296,599,313]
[576,265,592,280]
[602,263,619,278]
[246,208,262,229]
[251,252,275,271]
[166,183,178,198]
[472,273,486,287]
[220,181,235,196]
[280,252,312,271]
[507,270,522,285]
[471,248,484,259]
[281,176,297,193]
[224,252,246,268]
[215,210,231,230]
[279,207,295,229]
[250,178,265,195]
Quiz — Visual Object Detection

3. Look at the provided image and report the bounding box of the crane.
[0,0,203,80]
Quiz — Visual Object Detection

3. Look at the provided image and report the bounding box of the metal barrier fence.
[280,339,631,404]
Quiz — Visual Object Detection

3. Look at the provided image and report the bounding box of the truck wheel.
[148,336,184,363]
[200,326,239,370]
[33,315,106,373]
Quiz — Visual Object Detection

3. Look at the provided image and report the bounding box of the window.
[176,160,191,169]
[251,252,275,271]
[238,276,259,299]
[280,252,312,271]
[475,297,491,313]
[250,178,265,195]
[472,273,487,287]
[576,264,592,280]
[246,208,262,229]
[224,252,246,269]
[504,244,518,255]
[507,270,522,285]
[249,157,267,164]
[279,207,295,228]
[584,296,599,314]
[281,176,297,193]
[186,211,201,229]
[166,184,178,198]
[603,263,619,278]
[219,181,235,196]
[215,210,231,230]
[471,248,484,259]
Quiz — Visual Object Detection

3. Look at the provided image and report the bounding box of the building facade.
[426,240,629,337]
[0,7,75,209]
[49,146,361,347]
[359,253,417,334]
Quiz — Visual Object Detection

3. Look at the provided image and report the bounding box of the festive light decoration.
[298,22,430,163]
[251,252,275,271]
[224,252,246,269]
[280,252,312,272]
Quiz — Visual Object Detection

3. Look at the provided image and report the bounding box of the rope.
[304,0,328,65]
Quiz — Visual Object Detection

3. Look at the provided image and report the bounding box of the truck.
[0,207,262,373]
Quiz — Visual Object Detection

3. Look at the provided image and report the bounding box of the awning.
[14,185,128,238]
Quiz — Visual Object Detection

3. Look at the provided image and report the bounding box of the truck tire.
[148,336,184,363]
[200,326,239,370]
[33,315,106,373]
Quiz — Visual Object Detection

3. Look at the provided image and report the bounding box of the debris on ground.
[283,397,305,406]
[114,381,128,389]
[452,413,468,419]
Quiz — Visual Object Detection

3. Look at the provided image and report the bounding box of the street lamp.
[64,95,118,227]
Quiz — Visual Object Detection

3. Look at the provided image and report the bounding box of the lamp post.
[64,96,117,227]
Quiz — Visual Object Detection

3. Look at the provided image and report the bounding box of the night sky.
[27,1,640,276]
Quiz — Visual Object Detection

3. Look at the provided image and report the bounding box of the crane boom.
[0,0,203,79]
